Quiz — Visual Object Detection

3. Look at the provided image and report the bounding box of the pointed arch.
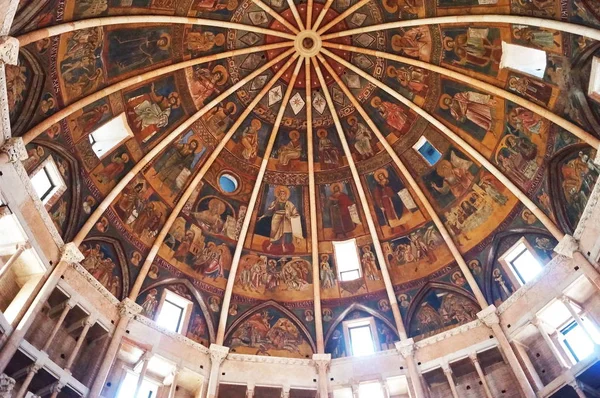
[405,281,481,338]
[9,48,45,136]
[223,300,317,354]
[483,227,556,302]
[548,143,599,235]
[138,278,216,344]
[80,236,130,300]
[323,302,399,348]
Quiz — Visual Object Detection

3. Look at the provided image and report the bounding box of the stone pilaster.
[206,344,229,398]
[312,353,331,398]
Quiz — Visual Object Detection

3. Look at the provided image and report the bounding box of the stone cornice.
[69,262,120,306]
[477,305,499,327]
[118,298,142,319]
[574,172,600,240]
[133,315,210,354]
[227,353,314,366]
[415,319,482,349]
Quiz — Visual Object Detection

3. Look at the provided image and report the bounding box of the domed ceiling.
[7,0,600,358]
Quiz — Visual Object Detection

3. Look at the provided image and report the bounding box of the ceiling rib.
[321,15,600,41]
[312,56,408,340]
[306,0,314,30]
[316,0,371,35]
[323,48,566,242]
[21,41,293,145]
[129,53,300,300]
[311,0,334,32]
[250,0,300,34]
[287,0,305,31]
[216,55,304,344]
[17,15,296,46]
[72,48,295,246]
[318,53,488,308]
[305,56,325,354]
[322,43,600,150]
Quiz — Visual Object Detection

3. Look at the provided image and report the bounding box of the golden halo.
[251,119,262,130]
[208,198,226,214]
[375,168,389,179]
[212,65,228,85]
[289,130,300,140]
[225,102,237,114]
[386,65,398,78]
[439,94,452,110]
[317,129,328,138]
[158,33,172,50]
[331,182,343,192]
[347,116,358,126]
[442,36,455,51]
[274,185,291,200]
[215,33,226,46]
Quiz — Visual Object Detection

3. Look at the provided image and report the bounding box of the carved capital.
[0,37,19,65]
[61,242,84,264]
[0,374,15,396]
[85,315,97,327]
[29,364,41,374]
[119,298,143,318]
[209,344,229,365]
[51,382,65,393]
[477,305,499,327]
[0,137,27,163]
[468,352,479,363]
[395,339,415,359]
[440,361,452,374]
[312,353,331,373]
[554,235,579,258]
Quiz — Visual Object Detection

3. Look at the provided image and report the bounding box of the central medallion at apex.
[295,30,322,57]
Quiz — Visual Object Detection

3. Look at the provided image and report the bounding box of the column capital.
[209,344,229,365]
[84,315,97,327]
[559,295,572,305]
[468,352,480,363]
[440,361,452,374]
[0,36,19,65]
[554,235,579,258]
[119,298,143,319]
[61,242,84,264]
[0,374,15,396]
[477,305,499,327]
[51,382,65,393]
[0,137,27,163]
[29,364,42,374]
[395,338,415,359]
[312,353,331,372]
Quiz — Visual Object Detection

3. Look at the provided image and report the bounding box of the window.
[116,370,159,398]
[500,238,542,285]
[413,136,442,166]
[333,239,362,281]
[219,173,239,193]
[560,317,600,362]
[155,289,193,334]
[500,41,547,79]
[343,317,380,357]
[88,113,133,159]
[30,157,66,205]
[358,382,385,398]
[589,57,600,102]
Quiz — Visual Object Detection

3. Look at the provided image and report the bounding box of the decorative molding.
[477,305,499,327]
[554,235,578,258]
[133,315,210,354]
[395,339,415,359]
[69,262,120,306]
[312,353,331,372]
[60,242,84,264]
[209,344,230,365]
[118,298,142,319]
[414,319,483,349]
[0,37,18,65]
[574,175,600,240]
[0,137,27,162]
[227,353,313,366]
[0,374,15,397]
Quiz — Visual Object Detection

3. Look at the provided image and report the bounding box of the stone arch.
[138,278,216,344]
[10,48,45,136]
[80,237,130,300]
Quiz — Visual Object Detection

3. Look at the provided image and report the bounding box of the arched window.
[500,42,547,79]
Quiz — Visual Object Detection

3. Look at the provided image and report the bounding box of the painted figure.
[259,186,303,252]
[240,119,261,161]
[440,91,496,132]
[277,130,302,168]
[348,116,374,159]
[317,129,340,169]
[326,183,356,238]
[371,96,408,132]
[430,151,474,198]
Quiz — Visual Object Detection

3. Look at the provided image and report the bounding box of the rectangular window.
[89,113,133,159]
[413,136,442,166]
[29,157,65,205]
[500,238,543,285]
[155,289,193,334]
[333,239,362,282]
[116,370,159,398]
[500,41,547,79]
[358,382,385,398]
[343,317,380,357]
[560,316,600,363]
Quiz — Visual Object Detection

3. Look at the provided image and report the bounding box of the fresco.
[318,181,364,240]
[80,239,129,299]
[441,27,502,76]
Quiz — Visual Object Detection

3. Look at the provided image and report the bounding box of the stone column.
[88,298,142,397]
[381,380,391,398]
[0,137,27,165]
[396,340,426,398]
[554,235,600,290]
[168,367,180,398]
[41,300,75,352]
[312,353,331,398]
[512,341,543,392]
[246,383,254,398]
[0,242,29,279]
[469,353,493,398]
[48,382,64,398]
[532,318,570,370]
[64,316,95,371]
[281,386,290,398]
[134,353,151,398]
[440,361,459,398]
[560,296,599,348]
[0,243,83,374]
[351,383,359,398]
[14,364,40,398]
[0,373,15,398]
[206,344,229,398]
[569,380,587,398]
[477,306,535,398]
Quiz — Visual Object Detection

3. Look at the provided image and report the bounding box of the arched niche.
[224,300,316,358]
[80,237,130,300]
[547,144,599,235]
[483,227,556,305]
[8,48,45,135]
[323,302,399,359]
[138,278,216,346]
[406,282,480,338]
